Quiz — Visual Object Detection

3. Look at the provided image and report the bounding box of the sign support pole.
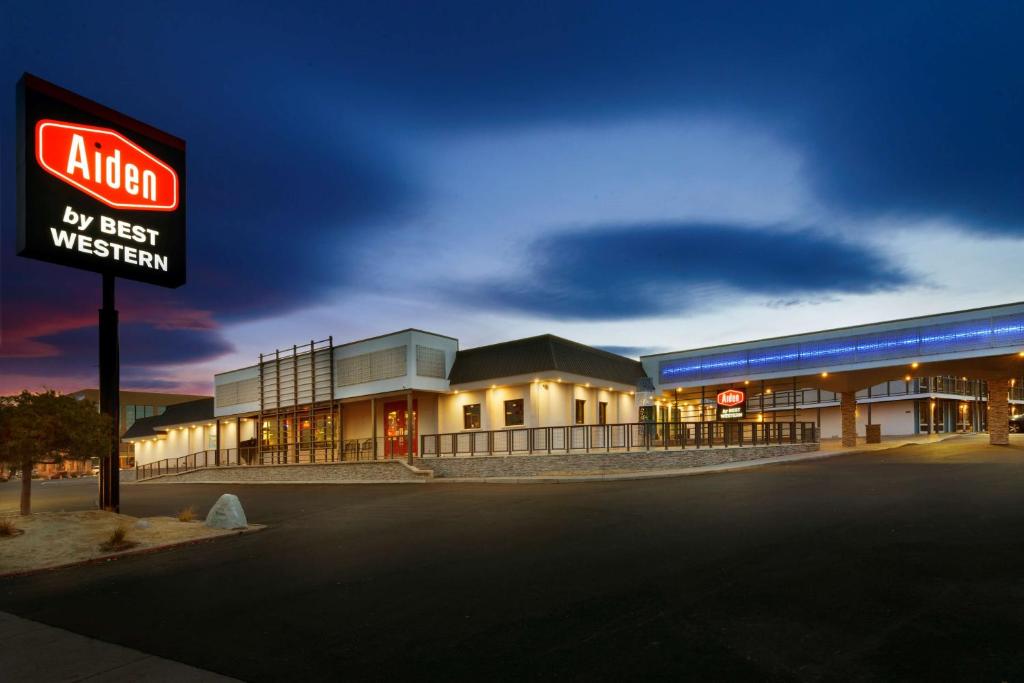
[98,273,120,512]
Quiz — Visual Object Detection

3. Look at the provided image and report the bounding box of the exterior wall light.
[912,362,920,369]
[821,372,829,378]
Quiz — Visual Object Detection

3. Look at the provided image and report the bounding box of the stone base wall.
[141,461,427,483]
[840,391,857,448]
[988,379,1010,446]
[415,443,819,479]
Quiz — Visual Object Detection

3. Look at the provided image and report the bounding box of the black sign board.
[17,74,186,287]
[715,389,747,420]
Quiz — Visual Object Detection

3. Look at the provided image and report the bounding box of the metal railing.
[136,447,258,481]
[421,421,818,458]
[257,437,415,463]
[136,438,418,480]
[136,422,818,479]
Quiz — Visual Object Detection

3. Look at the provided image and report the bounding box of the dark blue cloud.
[0,322,232,383]
[2,1,1019,390]
[1,2,418,327]
[244,1,1023,234]
[470,223,915,320]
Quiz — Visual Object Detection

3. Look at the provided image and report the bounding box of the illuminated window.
[598,402,608,425]
[504,399,524,427]
[464,404,481,429]
[575,399,586,425]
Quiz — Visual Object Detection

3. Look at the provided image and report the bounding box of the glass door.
[383,400,418,457]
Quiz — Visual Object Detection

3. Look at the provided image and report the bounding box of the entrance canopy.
[644,302,1024,392]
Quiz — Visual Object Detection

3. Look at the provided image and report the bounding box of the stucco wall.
[133,423,217,467]
[813,400,916,439]
[437,381,637,434]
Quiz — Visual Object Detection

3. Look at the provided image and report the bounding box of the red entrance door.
[383,400,418,457]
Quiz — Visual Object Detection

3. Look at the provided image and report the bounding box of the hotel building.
[124,303,1024,470]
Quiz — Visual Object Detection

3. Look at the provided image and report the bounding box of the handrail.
[421,421,818,458]
[135,421,819,478]
[136,446,258,481]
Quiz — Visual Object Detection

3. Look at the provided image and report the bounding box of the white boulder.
[134,518,151,529]
[204,494,248,530]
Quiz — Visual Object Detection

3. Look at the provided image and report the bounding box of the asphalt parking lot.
[3,436,1024,681]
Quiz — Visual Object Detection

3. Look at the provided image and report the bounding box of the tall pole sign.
[17,74,186,511]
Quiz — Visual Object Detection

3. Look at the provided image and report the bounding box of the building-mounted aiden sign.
[716,388,746,420]
[17,74,186,288]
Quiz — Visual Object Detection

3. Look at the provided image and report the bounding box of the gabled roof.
[448,335,646,386]
[122,397,215,440]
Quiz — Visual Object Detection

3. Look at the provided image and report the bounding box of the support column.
[840,391,857,448]
[371,398,378,459]
[988,379,1010,446]
[406,390,414,465]
[98,274,120,512]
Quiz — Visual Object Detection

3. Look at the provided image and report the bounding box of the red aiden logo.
[35,119,178,211]
[717,389,745,407]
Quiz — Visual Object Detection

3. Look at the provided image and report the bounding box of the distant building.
[70,389,209,469]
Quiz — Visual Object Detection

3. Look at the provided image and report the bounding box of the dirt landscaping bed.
[0,510,263,577]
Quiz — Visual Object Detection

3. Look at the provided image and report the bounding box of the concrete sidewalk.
[819,432,969,453]
[0,611,235,682]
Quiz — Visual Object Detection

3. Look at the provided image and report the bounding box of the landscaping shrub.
[99,523,137,552]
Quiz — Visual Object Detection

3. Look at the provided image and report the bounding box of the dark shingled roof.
[122,397,215,440]
[448,335,646,386]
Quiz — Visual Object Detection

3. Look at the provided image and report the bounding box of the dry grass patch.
[99,523,138,552]
[0,511,262,576]
[0,518,23,538]
[177,506,196,522]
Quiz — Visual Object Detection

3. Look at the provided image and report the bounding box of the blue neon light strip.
[660,314,1024,383]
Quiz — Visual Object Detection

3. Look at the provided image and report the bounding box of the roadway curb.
[132,479,429,485]
[423,448,848,484]
[121,435,977,487]
[0,524,266,580]
[126,450,841,486]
